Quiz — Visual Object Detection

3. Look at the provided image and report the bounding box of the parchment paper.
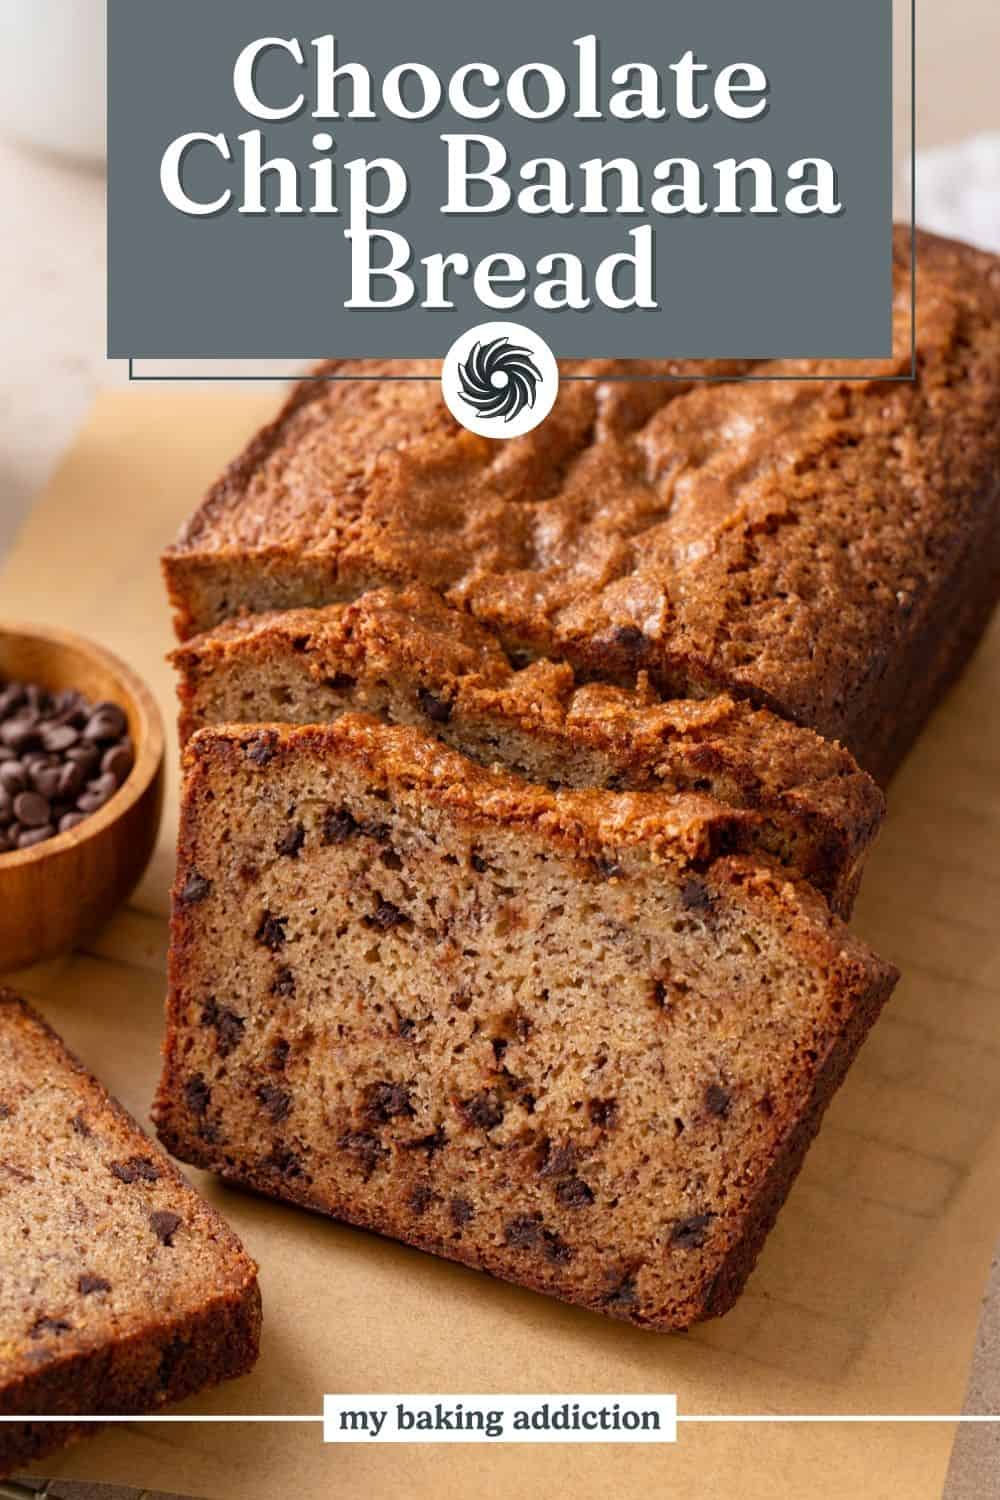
[4,391,1000,1499]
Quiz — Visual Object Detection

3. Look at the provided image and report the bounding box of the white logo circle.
[442,322,559,438]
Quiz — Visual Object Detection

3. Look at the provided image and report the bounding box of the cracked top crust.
[164,229,1000,762]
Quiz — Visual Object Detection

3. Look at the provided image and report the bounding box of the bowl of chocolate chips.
[0,622,164,972]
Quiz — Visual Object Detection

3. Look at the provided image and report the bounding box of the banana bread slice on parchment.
[154,718,896,1332]
[0,992,260,1479]
[170,586,884,918]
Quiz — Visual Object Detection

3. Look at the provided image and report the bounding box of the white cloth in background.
[912,132,1000,251]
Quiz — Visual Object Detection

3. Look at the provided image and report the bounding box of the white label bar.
[323,1394,677,1443]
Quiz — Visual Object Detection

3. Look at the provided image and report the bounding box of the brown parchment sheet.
[3,391,1000,1500]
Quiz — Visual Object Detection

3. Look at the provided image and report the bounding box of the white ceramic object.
[0,0,106,165]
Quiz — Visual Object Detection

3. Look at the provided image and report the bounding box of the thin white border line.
[3,1414,1000,1425]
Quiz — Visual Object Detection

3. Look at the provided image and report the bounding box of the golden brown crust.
[157,720,896,1330]
[162,230,1000,778]
[0,990,261,1479]
[184,718,775,869]
[171,586,884,916]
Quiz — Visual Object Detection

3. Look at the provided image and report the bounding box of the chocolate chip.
[83,712,123,744]
[538,1142,578,1178]
[705,1083,731,1117]
[150,1210,182,1246]
[364,900,410,930]
[613,625,647,654]
[245,734,275,765]
[14,791,50,828]
[18,825,55,849]
[505,1215,541,1250]
[671,1213,713,1249]
[87,702,128,738]
[41,723,79,754]
[70,1113,91,1137]
[80,770,118,807]
[397,1016,416,1039]
[67,743,99,774]
[58,810,87,834]
[461,1091,504,1130]
[261,1143,303,1179]
[29,765,62,802]
[556,1176,595,1208]
[322,806,359,843]
[417,687,453,723]
[276,822,305,859]
[402,1125,447,1157]
[57,761,83,798]
[542,1229,575,1264]
[450,1196,474,1227]
[338,1130,389,1178]
[110,1156,161,1184]
[1,719,38,752]
[255,912,288,950]
[257,1083,292,1122]
[594,858,625,881]
[180,870,212,905]
[271,967,296,998]
[102,743,134,784]
[491,1038,508,1064]
[29,1316,72,1338]
[0,760,27,795]
[364,1081,414,1124]
[603,1274,638,1308]
[470,852,488,874]
[201,1001,245,1058]
[680,878,714,914]
[78,1274,111,1296]
[652,979,668,1008]
[183,1075,211,1117]
[588,1098,618,1129]
[408,1183,436,1214]
[271,1038,290,1070]
[215,1009,246,1056]
[324,672,356,690]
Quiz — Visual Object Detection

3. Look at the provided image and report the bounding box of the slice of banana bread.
[0,992,261,1479]
[170,586,884,918]
[162,230,1000,781]
[154,718,896,1331]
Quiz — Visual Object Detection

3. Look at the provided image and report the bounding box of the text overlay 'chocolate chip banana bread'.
[163,230,1000,782]
[155,720,896,1331]
[0,992,260,1479]
[171,586,884,918]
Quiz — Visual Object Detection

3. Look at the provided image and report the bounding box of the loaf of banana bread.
[154,718,896,1331]
[162,230,1000,781]
[171,585,883,917]
[0,991,261,1479]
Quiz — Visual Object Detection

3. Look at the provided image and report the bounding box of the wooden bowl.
[0,622,164,972]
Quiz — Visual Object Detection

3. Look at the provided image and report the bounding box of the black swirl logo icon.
[443,322,559,438]
[457,336,542,424]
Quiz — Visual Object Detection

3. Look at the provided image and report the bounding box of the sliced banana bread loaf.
[154,718,896,1331]
[0,992,261,1479]
[170,586,884,918]
[162,230,1000,781]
